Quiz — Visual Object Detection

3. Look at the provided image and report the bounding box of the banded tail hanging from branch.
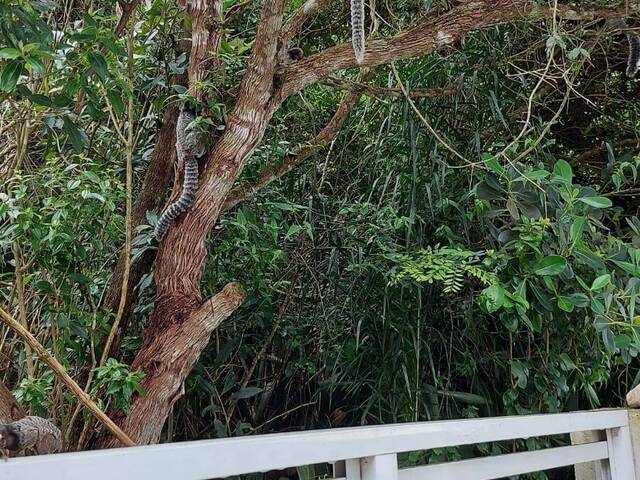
[154,108,203,241]
[627,27,640,79]
[609,18,640,79]
[351,0,365,63]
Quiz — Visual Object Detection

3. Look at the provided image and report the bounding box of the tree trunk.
[100,0,287,446]
[0,379,23,423]
[102,105,179,356]
[102,283,244,446]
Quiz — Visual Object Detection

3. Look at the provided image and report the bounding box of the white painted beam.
[606,426,637,480]
[361,454,398,480]
[400,442,609,480]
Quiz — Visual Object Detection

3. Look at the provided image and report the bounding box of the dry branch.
[322,77,454,98]
[0,307,135,447]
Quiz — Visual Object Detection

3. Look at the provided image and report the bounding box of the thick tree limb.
[187,0,224,101]
[101,283,245,446]
[100,2,289,447]
[236,0,288,105]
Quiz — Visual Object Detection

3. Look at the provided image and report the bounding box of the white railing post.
[345,459,361,479]
[360,454,398,480]
[606,425,637,480]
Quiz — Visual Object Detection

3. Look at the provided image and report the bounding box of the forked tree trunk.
[100,0,287,446]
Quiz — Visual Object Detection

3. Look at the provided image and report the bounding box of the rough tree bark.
[0,379,23,424]
[101,0,288,446]
[102,0,225,354]
[101,0,635,446]
[102,105,179,355]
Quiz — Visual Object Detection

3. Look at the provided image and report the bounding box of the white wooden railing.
[1,409,636,480]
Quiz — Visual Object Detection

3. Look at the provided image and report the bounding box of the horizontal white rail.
[0,409,634,480]
[400,442,608,480]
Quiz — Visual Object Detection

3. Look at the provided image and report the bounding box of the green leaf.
[557,297,574,312]
[106,89,124,114]
[578,197,612,208]
[534,256,567,276]
[482,153,504,176]
[523,169,549,181]
[0,48,21,59]
[437,390,490,405]
[87,51,108,79]
[62,116,88,151]
[602,328,616,354]
[568,47,590,60]
[25,56,45,75]
[566,293,589,307]
[570,217,585,244]
[0,60,23,91]
[510,361,529,389]
[558,353,576,371]
[590,274,611,291]
[612,260,640,276]
[231,387,263,400]
[553,159,572,184]
[478,285,506,313]
[68,272,92,284]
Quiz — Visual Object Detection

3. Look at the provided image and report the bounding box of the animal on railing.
[0,416,62,457]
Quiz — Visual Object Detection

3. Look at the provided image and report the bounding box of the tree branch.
[0,307,135,447]
[187,0,224,101]
[101,282,245,447]
[222,70,373,211]
[115,0,140,36]
[322,77,454,98]
[271,1,637,108]
[235,0,288,105]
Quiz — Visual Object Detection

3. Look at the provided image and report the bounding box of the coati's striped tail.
[154,109,201,241]
[350,0,365,64]
[626,31,640,79]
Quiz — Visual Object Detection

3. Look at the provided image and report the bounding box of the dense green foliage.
[1,0,639,477]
